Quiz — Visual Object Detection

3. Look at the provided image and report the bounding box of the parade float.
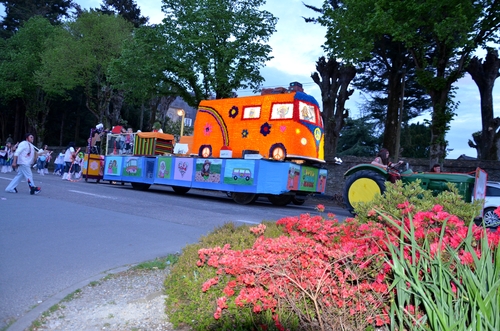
[99,84,329,205]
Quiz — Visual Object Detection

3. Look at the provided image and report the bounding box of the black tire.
[131,182,151,191]
[291,197,306,205]
[172,186,190,194]
[267,194,293,206]
[482,207,500,228]
[343,170,386,214]
[231,192,258,205]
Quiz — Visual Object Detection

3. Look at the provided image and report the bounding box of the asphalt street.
[0,171,349,331]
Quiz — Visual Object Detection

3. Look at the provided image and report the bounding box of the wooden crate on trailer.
[134,132,175,156]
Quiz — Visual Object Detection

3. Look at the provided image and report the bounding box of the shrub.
[354,180,483,225]
[164,221,284,331]
[198,204,500,331]
[386,210,500,331]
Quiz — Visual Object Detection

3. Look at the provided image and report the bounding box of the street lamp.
[177,108,185,138]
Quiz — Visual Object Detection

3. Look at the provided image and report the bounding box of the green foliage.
[37,10,134,124]
[98,0,149,28]
[158,0,277,101]
[0,0,74,39]
[354,180,483,225]
[400,122,431,158]
[319,0,500,161]
[134,255,179,270]
[336,116,380,156]
[164,221,284,331]
[386,217,500,330]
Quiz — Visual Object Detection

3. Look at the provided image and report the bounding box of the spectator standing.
[36,145,51,175]
[4,133,43,194]
[1,141,16,173]
[53,149,65,175]
[62,142,76,181]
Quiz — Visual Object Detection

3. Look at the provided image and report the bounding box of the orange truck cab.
[191,91,325,163]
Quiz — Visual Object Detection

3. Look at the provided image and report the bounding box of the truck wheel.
[343,170,386,214]
[291,196,306,205]
[172,186,190,194]
[131,182,151,191]
[267,194,293,206]
[231,192,258,205]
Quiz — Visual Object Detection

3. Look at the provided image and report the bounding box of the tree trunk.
[311,57,355,162]
[466,48,500,160]
[383,69,404,158]
[428,88,453,166]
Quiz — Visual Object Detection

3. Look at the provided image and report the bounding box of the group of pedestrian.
[3,133,86,195]
[0,137,16,173]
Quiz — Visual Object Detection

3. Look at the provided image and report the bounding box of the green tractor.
[342,162,483,214]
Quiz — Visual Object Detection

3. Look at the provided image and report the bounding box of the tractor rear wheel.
[343,170,386,214]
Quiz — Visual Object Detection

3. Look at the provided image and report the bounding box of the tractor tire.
[343,170,386,214]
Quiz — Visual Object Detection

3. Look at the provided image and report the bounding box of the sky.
[2,0,499,159]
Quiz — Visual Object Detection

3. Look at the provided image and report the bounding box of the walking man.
[5,133,42,195]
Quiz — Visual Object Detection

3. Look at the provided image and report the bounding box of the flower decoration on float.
[228,106,239,118]
[203,123,213,136]
[241,129,249,138]
[260,122,271,137]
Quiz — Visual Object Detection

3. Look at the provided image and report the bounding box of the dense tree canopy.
[37,11,134,127]
[319,0,500,164]
[98,0,148,27]
[0,0,74,38]
[158,0,277,101]
[0,17,57,145]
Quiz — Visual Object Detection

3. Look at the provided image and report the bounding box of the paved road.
[0,171,350,330]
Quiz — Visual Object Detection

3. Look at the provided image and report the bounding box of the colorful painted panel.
[287,163,301,190]
[317,169,328,193]
[122,156,143,177]
[174,158,194,181]
[223,159,255,186]
[299,166,319,191]
[195,159,222,183]
[82,154,104,177]
[105,157,122,176]
[156,157,173,179]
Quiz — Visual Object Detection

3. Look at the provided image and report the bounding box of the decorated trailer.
[102,90,328,205]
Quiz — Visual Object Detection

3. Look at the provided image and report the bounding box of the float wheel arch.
[198,145,212,158]
[269,143,286,161]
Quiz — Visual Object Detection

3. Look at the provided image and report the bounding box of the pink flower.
[316,204,325,212]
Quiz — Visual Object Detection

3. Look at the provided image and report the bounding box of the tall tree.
[108,25,197,130]
[305,2,425,160]
[311,57,355,161]
[0,0,75,38]
[0,17,56,145]
[37,11,133,127]
[336,116,379,157]
[318,0,500,165]
[99,0,148,28]
[158,0,277,101]
[466,48,500,160]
